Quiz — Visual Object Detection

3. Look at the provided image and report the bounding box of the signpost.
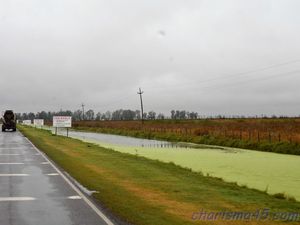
[34,119,44,128]
[53,116,72,137]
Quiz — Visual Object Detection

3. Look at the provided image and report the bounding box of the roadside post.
[53,116,72,137]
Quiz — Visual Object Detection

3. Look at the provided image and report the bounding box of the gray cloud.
[0,0,299,116]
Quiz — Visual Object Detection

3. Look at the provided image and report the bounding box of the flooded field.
[53,128,300,200]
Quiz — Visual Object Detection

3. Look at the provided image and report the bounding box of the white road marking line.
[0,173,63,177]
[0,163,24,165]
[47,173,60,176]
[0,197,36,202]
[0,153,42,156]
[0,174,29,177]
[25,137,115,225]
[0,154,21,156]
[68,196,82,200]
[40,162,50,165]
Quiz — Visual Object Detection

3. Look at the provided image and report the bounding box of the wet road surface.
[0,130,114,225]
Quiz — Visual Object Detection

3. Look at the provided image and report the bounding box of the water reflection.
[48,127,221,150]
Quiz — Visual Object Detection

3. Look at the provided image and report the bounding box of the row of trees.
[17,109,294,122]
[16,109,200,121]
[171,110,198,119]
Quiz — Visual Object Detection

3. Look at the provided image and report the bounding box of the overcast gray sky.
[0,0,299,116]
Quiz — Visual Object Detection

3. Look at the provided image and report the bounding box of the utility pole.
[137,88,144,123]
[81,103,85,121]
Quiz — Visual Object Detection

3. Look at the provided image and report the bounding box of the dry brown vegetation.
[73,118,300,144]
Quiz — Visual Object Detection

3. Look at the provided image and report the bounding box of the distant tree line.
[170,110,198,119]
[16,109,201,121]
[16,109,298,122]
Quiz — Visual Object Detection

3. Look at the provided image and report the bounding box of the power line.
[142,69,300,112]
[151,69,300,98]
[95,94,136,111]
[91,68,298,113]
[198,69,300,92]
[88,59,300,113]
[142,59,300,90]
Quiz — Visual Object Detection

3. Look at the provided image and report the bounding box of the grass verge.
[19,125,300,225]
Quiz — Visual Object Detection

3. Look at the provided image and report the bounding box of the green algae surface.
[79,138,300,201]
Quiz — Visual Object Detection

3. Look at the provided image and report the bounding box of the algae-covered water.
[54,128,300,200]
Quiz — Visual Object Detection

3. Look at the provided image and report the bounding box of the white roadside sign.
[53,116,72,128]
[34,119,44,127]
[23,120,32,125]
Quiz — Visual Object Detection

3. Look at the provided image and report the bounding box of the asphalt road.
[0,130,115,225]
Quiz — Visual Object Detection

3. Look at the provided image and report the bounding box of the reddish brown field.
[73,118,300,144]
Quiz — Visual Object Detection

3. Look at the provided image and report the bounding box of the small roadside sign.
[23,120,32,125]
[53,116,72,137]
[53,116,72,128]
[34,119,44,127]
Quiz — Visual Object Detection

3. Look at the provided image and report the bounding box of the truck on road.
[1,110,17,132]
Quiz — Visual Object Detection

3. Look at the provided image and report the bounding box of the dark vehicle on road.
[2,110,17,132]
